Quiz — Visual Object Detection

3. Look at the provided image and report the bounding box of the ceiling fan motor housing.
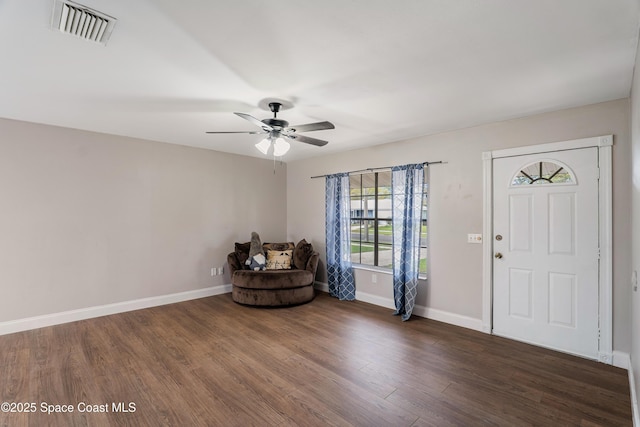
[262,118,289,130]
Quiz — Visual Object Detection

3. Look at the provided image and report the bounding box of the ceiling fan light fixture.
[255,138,271,155]
[273,138,290,156]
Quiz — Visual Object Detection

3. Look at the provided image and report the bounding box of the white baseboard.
[629,356,640,427]
[613,351,630,370]
[314,281,329,293]
[356,290,483,331]
[412,304,484,332]
[315,282,483,332]
[0,284,232,336]
[355,290,396,310]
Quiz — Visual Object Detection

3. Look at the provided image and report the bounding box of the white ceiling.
[0,0,638,162]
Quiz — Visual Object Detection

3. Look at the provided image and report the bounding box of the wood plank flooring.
[0,292,632,426]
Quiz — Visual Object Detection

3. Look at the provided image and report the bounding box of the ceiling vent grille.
[51,0,116,45]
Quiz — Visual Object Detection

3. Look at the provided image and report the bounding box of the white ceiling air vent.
[51,0,116,45]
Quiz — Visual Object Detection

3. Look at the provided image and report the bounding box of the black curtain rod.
[310,161,444,179]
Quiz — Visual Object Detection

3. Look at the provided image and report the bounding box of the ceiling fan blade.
[205,131,263,134]
[288,121,335,133]
[234,112,272,131]
[284,133,329,147]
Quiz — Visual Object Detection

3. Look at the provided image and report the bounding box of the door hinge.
[597,247,601,259]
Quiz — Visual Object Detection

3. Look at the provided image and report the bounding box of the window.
[511,161,575,186]
[349,170,428,275]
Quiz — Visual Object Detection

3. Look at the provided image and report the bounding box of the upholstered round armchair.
[227,239,319,306]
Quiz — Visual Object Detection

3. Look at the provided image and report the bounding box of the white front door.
[492,147,600,359]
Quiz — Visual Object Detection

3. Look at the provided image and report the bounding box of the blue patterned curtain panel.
[392,164,424,321]
[325,173,356,301]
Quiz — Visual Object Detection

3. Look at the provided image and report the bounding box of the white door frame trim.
[482,135,613,364]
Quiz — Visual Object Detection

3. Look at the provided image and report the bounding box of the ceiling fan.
[206,102,334,156]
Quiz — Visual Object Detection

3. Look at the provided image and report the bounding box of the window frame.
[349,170,428,278]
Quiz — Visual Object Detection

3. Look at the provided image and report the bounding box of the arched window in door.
[511,160,576,186]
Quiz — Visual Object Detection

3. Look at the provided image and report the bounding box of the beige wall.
[287,99,632,353]
[0,118,286,323]
[630,34,640,417]
[1,98,633,359]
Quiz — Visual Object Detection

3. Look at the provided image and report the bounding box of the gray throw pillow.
[293,239,313,269]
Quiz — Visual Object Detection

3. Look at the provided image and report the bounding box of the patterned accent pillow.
[263,242,295,252]
[265,249,293,270]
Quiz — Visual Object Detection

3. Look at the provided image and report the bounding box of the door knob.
[494,252,503,259]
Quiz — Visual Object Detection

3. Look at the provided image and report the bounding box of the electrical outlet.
[467,234,482,244]
[217,267,223,275]
[372,274,377,284]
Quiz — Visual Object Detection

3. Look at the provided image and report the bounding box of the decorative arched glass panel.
[511,160,575,186]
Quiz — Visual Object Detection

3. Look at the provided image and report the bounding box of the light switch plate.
[467,234,483,244]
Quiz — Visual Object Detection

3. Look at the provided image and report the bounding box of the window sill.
[352,264,427,281]
[353,264,392,275]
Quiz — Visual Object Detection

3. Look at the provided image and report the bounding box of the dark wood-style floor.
[0,292,632,426]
